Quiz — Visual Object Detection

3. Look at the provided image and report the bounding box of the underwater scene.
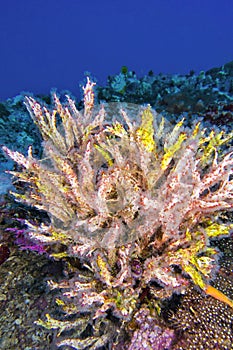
[0,62,233,349]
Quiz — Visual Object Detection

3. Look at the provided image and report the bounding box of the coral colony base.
[2,78,233,349]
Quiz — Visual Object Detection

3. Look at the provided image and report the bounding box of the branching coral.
[3,77,233,348]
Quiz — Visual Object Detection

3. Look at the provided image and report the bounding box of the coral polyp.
[3,77,233,348]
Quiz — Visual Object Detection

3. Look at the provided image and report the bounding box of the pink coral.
[2,78,233,348]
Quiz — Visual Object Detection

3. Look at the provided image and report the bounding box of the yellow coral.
[135,106,155,152]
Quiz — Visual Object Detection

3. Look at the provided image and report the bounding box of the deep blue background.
[0,0,233,100]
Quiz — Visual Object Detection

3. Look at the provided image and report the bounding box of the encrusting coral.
[168,272,233,349]
[2,78,233,348]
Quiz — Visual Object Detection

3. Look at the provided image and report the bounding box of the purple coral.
[6,226,46,254]
[128,308,175,350]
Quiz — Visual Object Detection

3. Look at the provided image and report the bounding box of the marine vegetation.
[3,78,233,349]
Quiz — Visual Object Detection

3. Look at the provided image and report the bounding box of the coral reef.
[0,249,58,349]
[98,61,233,120]
[2,78,233,348]
[126,308,175,350]
[168,275,233,349]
